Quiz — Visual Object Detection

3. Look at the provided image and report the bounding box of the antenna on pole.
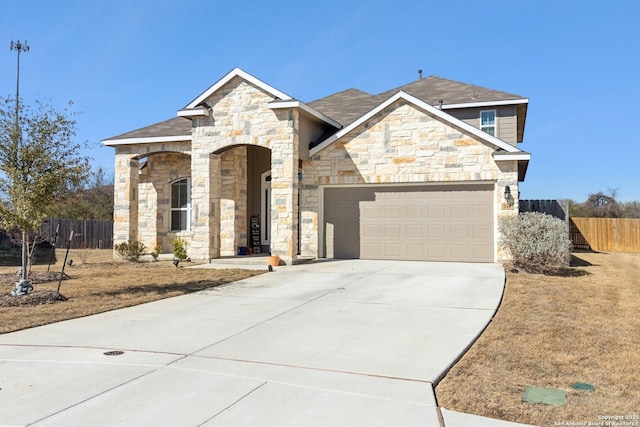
[10,40,30,120]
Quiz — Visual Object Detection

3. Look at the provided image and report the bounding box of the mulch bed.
[0,290,67,307]
[0,271,68,307]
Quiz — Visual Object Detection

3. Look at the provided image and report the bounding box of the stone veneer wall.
[113,141,191,256]
[115,85,520,263]
[299,100,519,261]
[268,109,299,262]
[220,146,248,256]
[138,152,191,252]
[188,77,298,262]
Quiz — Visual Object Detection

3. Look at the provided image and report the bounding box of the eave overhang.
[268,99,342,129]
[493,151,531,182]
[102,135,192,146]
[177,106,209,118]
[440,98,529,110]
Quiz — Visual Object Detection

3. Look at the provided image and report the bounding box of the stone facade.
[183,77,299,262]
[138,152,191,251]
[110,71,526,264]
[299,100,519,260]
[113,141,191,256]
[220,146,248,256]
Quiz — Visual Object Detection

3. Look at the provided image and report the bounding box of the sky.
[1,0,638,201]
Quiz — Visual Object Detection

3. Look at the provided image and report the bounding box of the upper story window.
[171,178,191,231]
[480,110,496,137]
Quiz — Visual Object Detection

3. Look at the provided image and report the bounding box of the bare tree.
[582,189,621,218]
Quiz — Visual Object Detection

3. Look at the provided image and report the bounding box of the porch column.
[270,109,299,265]
[220,146,248,256]
[190,151,221,260]
[113,154,139,248]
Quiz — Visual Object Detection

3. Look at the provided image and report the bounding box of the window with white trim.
[170,178,191,231]
[480,110,496,137]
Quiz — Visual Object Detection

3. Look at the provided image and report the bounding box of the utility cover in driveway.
[324,185,494,262]
[522,387,567,405]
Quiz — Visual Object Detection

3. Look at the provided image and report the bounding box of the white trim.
[493,152,531,161]
[480,109,497,137]
[268,100,342,129]
[441,98,529,110]
[184,68,292,109]
[102,135,192,146]
[318,186,325,258]
[319,181,497,190]
[171,177,191,232]
[309,91,523,156]
[493,182,499,263]
[177,107,209,118]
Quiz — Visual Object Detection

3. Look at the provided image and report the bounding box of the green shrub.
[172,237,188,261]
[498,212,572,273]
[151,244,162,261]
[114,240,146,262]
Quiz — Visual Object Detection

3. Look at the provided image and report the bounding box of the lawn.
[0,249,264,334]
[436,251,640,426]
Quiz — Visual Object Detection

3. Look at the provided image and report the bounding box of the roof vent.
[418,69,423,79]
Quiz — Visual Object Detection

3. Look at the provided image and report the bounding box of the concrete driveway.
[0,260,529,426]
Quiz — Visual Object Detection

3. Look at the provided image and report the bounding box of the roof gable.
[183,68,292,110]
[309,91,526,157]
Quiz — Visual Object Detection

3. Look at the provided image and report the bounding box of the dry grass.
[436,251,640,426]
[0,249,264,334]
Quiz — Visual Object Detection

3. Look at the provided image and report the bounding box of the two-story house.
[103,68,529,264]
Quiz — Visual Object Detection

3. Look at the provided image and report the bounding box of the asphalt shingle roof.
[379,75,524,106]
[104,75,525,142]
[308,75,525,126]
[306,88,377,128]
[104,117,191,141]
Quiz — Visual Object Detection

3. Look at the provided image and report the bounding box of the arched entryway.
[212,144,271,256]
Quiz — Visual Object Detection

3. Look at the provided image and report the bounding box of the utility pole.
[10,40,29,123]
[9,40,32,296]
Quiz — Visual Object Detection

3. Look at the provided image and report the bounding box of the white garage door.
[324,185,494,262]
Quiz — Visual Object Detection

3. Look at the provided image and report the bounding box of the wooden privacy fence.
[570,218,640,253]
[39,218,113,249]
[519,199,569,222]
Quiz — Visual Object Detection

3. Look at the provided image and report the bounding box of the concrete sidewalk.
[0,260,535,426]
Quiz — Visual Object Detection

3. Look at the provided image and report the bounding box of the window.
[171,178,190,231]
[480,110,496,137]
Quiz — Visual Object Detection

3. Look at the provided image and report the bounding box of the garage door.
[324,185,494,262]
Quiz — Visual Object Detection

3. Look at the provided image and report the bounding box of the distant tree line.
[569,189,640,218]
[45,166,114,221]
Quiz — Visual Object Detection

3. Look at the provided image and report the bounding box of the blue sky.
[1,0,638,201]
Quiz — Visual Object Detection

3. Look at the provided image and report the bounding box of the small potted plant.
[267,253,280,267]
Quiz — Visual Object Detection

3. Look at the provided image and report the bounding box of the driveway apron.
[0,260,507,427]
